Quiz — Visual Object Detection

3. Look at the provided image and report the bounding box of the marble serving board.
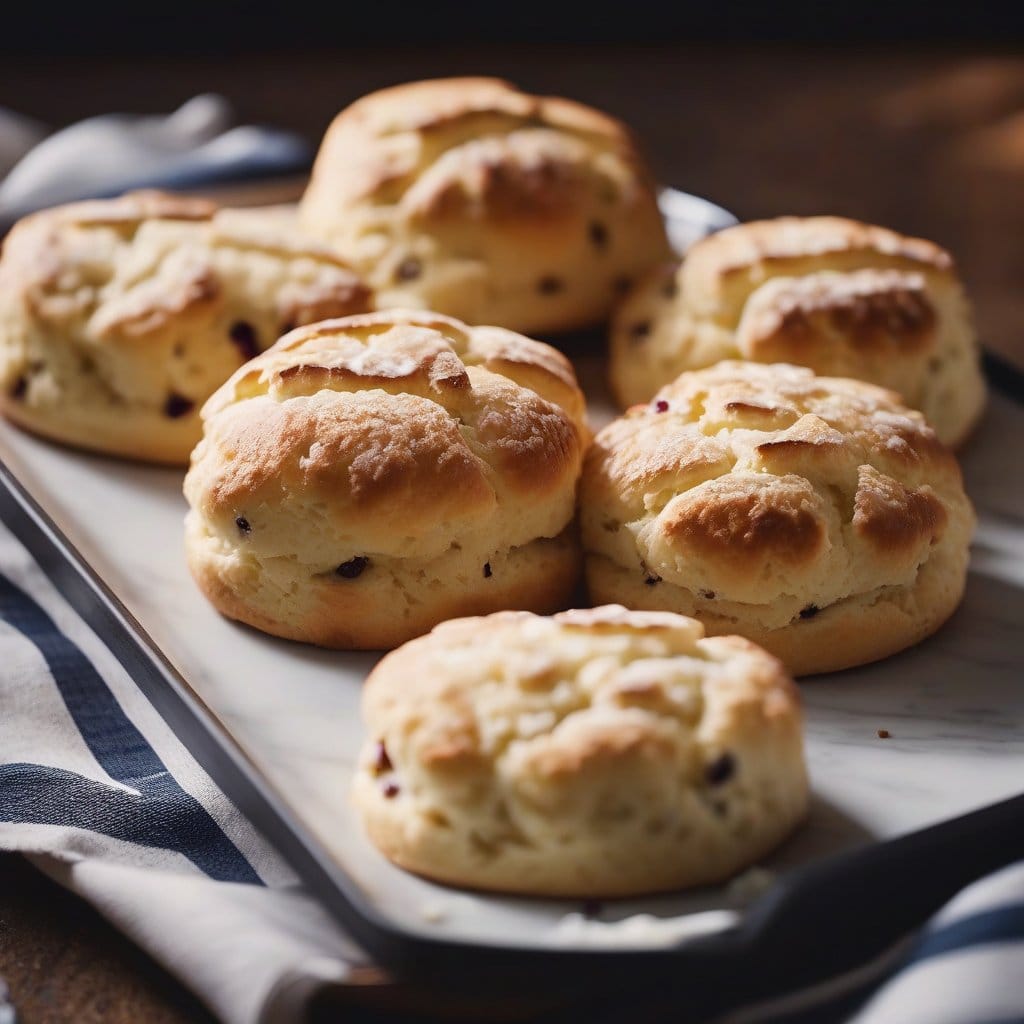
[1,373,1022,954]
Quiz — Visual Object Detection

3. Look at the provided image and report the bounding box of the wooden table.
[1,44,1022,1023]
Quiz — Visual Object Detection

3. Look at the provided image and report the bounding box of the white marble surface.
[1,385,1021,952]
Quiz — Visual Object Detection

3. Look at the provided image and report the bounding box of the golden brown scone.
[299,77,670,335]
[581,362,975,676]
[184,310,587,649]
[0,191,373,464]
[353,604,808,898]
[609,216,986,446]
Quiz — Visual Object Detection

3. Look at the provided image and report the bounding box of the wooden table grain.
[1,44,1022,1023]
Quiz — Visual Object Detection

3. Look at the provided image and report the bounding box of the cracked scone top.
[0,191,373,464]
[581,362,975,676]
[354,604,807,897]
[184,310,587,649]
[299,77,670,335]
[609,216,986,446]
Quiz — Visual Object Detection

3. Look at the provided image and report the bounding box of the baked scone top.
[0,191,371,344]
[358,604,805,883]
[583,361,974,630]
[188,310,586,565]
[306,77,631,210]
[364,604,800,774]
[298,78,669,331]
[611,216,985,446]
[679,215,952,323]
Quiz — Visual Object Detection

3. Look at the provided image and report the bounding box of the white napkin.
[0,95,310,230]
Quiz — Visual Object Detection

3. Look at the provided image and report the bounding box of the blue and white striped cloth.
[0,518,365,1024]
[2,515,1023,1023]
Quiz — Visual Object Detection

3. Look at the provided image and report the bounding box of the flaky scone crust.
[581,361,975,676]
[609,216,986,447]
[299,77,670,335]
[0,191,373,464]
[184,310,588,649]
[353,605,808,897]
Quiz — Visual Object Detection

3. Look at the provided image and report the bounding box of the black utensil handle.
[737,793,1024,989]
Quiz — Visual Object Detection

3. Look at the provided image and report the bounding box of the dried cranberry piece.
[229,320,260,361]
[235,516,251,535]
[705,753,736,786]
[164,393,194,419]
[382,781,400,799]
[483,562,493,578]
[373,741,392,774]
[336,556,369,579]
[395,257,422,282]
[588,221,609,249]
[654,399,669,413]
[799,604,820,620]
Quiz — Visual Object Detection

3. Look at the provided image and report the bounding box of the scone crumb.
[726,866,777,905]
[420,903,448,924]
[877,728,891,739]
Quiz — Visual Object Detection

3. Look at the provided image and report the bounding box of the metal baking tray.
[2,192,1023,1011]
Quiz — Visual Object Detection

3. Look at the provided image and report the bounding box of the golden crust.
[0,192,373,464]
[184,310,588,650]
[353,605,808,897]
[299,78,670,335]
[661,474,828,571]
[609,217,986,447]
[682,217,952,318]
[740,270,937,361]
[581,361,975,676]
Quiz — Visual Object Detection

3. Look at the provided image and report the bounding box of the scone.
[0,191,373,464]
[581,362,975,676]
[353,604,808,898]
[183,310,587,649]
[299,77,670,335]
[609,216,986,446]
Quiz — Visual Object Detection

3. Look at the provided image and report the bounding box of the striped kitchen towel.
[1,511,1022,1024]
[0,516,365,1024]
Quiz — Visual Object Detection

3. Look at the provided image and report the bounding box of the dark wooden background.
[1,43,1023,1022]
